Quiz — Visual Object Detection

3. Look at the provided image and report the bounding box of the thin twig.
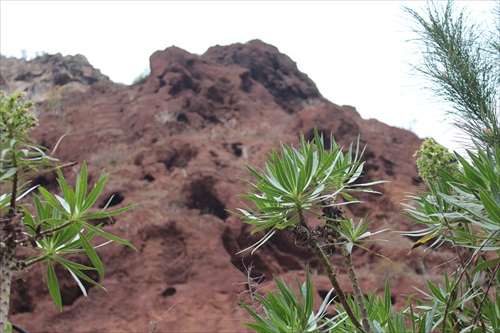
[340,242,370,332]
[233,261,265,312]
[470,261,500,332]
[149,303,179,333]
[441,231,497,333]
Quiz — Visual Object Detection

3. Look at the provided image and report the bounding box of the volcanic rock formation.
[2,40,446,332]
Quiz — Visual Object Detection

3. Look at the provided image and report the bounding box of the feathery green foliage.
[405,0,500,151]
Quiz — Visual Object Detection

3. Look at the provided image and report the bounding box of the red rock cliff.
[3,40,445,332]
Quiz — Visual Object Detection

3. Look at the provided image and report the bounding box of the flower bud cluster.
[414,138,458,182]
[0,91,38,137]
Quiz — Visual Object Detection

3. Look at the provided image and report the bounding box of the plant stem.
[15,220,75,247]
[21,255,48,269]
[0,241,15,332]
[8,144,19,217]
[340,242,370,332]
[309,240,365,332]
[1,150,20,332]
[298,213,366,333]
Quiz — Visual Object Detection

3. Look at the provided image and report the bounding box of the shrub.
[232,129,387,332]
[0,91,137,332]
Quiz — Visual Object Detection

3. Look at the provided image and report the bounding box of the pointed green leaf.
[82,203,137,220]
[479,189,500,223]
[245,165,265,183]
[78,229,104,279]
[52,256,105,290]
[46,260,63,312]
[21,208,36,235]
[471,257,500,276]
[37,186,65,212]
[53,256,97,271]
[81,173,109,213]
[0,167,17,181]
[54,194,71,214]
[75,161,88,209]
[81,221,136,250]
[56,168,76,212]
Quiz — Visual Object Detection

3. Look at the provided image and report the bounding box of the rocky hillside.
[0,53,110,103]
[2,40,448,332]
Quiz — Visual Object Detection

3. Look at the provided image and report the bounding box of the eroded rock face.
[0,53,111,102]
[203,39,322,113]
[4,40,442,332]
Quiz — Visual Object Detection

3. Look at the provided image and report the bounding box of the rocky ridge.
[2,40,449,332]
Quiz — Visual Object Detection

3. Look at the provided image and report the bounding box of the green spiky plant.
[240,266,347,333]
[232,129,388,332]
[0,91,137,332]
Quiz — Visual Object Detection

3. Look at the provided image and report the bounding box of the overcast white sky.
[1,1,497,151]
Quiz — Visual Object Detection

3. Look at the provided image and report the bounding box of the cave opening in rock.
[185,177,228,220]
[99,192,124,208]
